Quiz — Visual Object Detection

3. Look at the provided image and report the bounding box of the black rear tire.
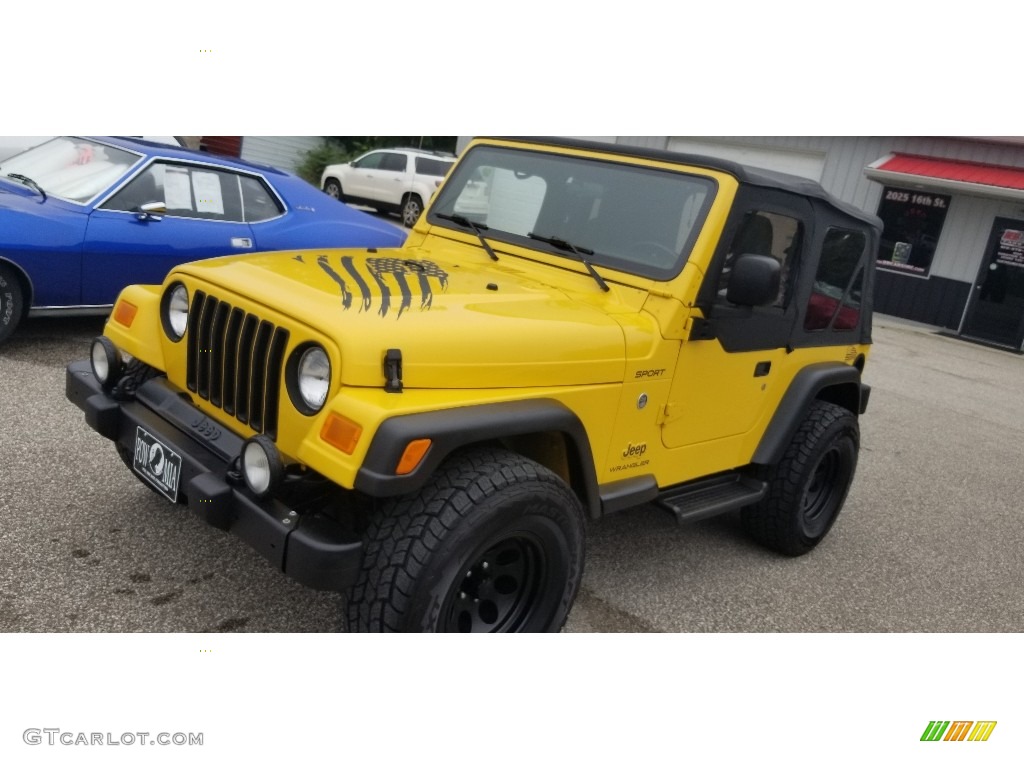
[346,447,586,632]
[741,401,859,556]
[0,263,25,345]
[401,194,423,228]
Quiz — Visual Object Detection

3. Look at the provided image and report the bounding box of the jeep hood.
[176,247,628,388]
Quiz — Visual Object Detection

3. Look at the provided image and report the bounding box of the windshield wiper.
[527,233,609,292]
[435,213,499,261]
[6,173,47,202]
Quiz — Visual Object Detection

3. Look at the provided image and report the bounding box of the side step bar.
[656,473,767,525]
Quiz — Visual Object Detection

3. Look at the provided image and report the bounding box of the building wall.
[619,136,1024,333]
[238,136,325,174]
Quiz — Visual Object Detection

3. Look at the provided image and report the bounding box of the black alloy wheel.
[346,447,586,633]
[441,531,550,632]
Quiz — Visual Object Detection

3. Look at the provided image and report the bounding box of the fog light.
[90,336,123,388]
[241,435,284,497]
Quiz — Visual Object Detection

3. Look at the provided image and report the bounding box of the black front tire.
[0,263,25,345]
[346,447,586,632]
[742,401,859,556]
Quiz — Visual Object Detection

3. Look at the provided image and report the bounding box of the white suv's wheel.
[401,194,424,227]
[323,178,343,200]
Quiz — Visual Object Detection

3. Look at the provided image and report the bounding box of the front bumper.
[65,360,363,592]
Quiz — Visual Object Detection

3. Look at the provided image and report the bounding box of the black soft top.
[491,136,883,232]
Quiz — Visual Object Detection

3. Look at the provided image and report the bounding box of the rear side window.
[805,228,866,330]
[379,153,408,173]
[239,176,283,222]
[415,157,454,177]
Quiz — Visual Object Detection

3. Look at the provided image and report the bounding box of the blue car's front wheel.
[0,263,25,345]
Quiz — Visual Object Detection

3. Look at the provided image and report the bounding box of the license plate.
[132,426,183,502]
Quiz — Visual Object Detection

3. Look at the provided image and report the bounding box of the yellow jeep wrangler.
[67,137,879,632]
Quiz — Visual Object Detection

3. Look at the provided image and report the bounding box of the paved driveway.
[1,314,1021,632]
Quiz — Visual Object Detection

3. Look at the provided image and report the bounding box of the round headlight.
[163,283,189,341]
[241,435,283,497]
[90,336,123,388]
[297,346,331,412]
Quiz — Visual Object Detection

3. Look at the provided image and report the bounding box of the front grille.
[186,290,289,438]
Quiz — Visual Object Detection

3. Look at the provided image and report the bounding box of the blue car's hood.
[0,176,83,212]
[0,177,88,247]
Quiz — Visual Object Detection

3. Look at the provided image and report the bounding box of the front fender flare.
[354,399,599,516]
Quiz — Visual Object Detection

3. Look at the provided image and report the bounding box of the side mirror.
[726,254,781,307]
[135,201,167,222]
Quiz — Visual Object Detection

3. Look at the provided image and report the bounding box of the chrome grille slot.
[186,291,289,439]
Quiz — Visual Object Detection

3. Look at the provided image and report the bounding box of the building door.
[961,217,1024,350]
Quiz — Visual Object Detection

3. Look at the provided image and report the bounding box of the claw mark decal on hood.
[315,255,448,319]
[318,255,354,309]
[342,255,373,312]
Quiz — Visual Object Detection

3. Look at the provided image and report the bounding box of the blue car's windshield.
[1,137,140,203]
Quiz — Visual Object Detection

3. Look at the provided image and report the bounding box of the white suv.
[320,147,455,227]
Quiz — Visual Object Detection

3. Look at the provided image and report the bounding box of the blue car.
[0,136,406,344]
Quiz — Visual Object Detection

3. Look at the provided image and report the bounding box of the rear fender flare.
[752,363,867,466]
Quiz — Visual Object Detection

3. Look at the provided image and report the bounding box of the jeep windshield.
[428,144,716,280]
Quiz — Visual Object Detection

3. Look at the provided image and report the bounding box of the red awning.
[866,152,1024,200]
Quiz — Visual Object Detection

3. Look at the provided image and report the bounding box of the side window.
[379,153,408,173]
[102,162,243,221]
[804,228,866,331]
[239,176,283,222]
[102,166,162,212]
[415,157,454,177]
[352,153,383,170]
[718,210,803,308]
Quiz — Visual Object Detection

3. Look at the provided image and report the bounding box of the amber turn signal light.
[396,439,432,475]
[320,412,362,455]
[113,300,138,327]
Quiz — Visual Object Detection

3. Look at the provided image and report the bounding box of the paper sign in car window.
[164,167,193,210]
[192,171,225,215]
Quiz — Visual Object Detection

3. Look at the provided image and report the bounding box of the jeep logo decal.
[317,255,448,319]
[622,442,647,458]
